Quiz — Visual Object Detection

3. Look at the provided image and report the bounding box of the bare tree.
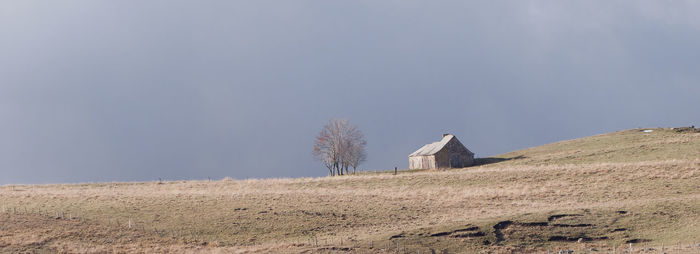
[341,124,366,175]
[313,119,342,176]
[312,127,335,175]
[313,118,367,176]
[347,140,367,174]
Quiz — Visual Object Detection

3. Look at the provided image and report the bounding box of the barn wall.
[448,138,475,167]
[409,157,418,169]
[463,155,474,167]
[424,156,437,169]
[409,155,437,169]
[435,150,450,168]
[425,156,436,169]
[434,138,475,168]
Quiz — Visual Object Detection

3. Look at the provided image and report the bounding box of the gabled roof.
[409,134,455,157]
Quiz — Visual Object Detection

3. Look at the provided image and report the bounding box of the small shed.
[409,134,474,169]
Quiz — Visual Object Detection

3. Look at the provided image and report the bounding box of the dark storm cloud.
[1,1,698,184]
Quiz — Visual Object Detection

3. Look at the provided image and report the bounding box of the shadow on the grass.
[473,155,526,166]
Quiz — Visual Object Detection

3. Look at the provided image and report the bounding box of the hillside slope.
[491,127,700,165]
[1,128,698,253]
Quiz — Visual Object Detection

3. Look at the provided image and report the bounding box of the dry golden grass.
[1,128,699,253]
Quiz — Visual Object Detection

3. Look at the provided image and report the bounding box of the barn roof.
[409,134,455,157]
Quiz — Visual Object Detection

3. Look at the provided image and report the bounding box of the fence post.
[394,167,397,175]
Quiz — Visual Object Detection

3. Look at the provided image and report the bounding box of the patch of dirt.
[429,232,451,237]
[452,232,485,238]
[389,233,405,239]
[548,236,608,242]
[625,239,651,244]
[493,221,514,229]
[454,226,480,232]
[519,222,548,227]
[551,223,592,227]
[488,210,632,246]
[547,214,583,222]
[429,225,484,238]
[493,220,514,243]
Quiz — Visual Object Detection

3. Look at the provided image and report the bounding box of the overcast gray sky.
[1,1,698,184]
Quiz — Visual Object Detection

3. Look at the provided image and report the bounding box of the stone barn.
[409,134,475,169]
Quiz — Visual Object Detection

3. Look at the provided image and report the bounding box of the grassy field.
[1,128,699,253]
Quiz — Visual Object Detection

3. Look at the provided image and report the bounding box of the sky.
[1,1,699,184]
